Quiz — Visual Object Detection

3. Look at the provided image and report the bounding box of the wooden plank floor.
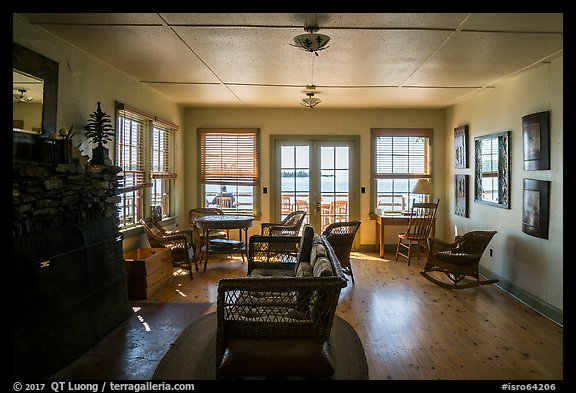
[145,250,563,380]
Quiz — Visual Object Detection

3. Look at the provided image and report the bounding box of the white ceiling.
[14,13,563,109]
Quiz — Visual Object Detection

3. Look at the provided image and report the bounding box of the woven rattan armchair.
[260,210,307,236]
[322,220,361,284]
[247,224,315,277]
[188,208,228,265]
[148,218,193,245]
[140,219,196,278]
[420,230,498,289]
[216,233,347,379]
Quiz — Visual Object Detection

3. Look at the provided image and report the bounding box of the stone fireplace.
[12,161,131,379]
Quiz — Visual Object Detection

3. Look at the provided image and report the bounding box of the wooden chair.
[281,195,293,215]
[188,208,229,265]
[331,200,349,215]
[295,199,309,213]
[395,198,439,265]
[140,219,196,278]
[215,196,233,209]
[322,220,361,284]
[260,210,307,236]
[420,231,498,289]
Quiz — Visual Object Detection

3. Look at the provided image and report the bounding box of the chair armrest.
[260,222,279,235]
[269,224,300,236]
[427,237,457,254]
[157,233,191,250]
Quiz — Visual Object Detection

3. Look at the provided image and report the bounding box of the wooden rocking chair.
[420,230,498,289]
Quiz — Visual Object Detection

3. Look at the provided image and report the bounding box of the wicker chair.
[420,230,498,289]
[148,219,193,245]
[247,224,315,277]
[216,232,347,379]
[322,220,361,284]
[140,219,196,278]
[188,208,228,265]
[260,210,307,236]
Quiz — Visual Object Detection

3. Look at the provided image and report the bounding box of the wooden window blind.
[116,108,145,226]
[151,125,176,179]
[373,129,432,180]
[199,129,259,187]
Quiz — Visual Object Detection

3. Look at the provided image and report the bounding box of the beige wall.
[183,108,446,246]
[13,15,186,251]
[13,102,43,131]
[446,58,563,312]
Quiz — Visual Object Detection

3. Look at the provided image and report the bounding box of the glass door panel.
[319,145,350,228]
[278,140,353,233]
[280,144,310,224]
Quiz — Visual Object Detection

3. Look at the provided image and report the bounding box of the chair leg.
[395,238,401,261]
[188,261,194,279]
[348,265,355,284]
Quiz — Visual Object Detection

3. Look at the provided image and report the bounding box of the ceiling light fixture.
[13,89,33,103]
[292,26,331,56]
[291,13,330,56]
[301,85,321,109]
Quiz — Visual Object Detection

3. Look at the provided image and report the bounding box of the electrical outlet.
[489,248,493,257]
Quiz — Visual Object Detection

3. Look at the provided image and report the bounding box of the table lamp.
[412,178,433,202]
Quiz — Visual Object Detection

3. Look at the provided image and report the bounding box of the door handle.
[315,202,321,212]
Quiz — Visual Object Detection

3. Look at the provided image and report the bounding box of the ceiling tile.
[405,31,563,87]
[33,25,219,83]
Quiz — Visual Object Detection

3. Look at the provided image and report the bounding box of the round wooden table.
[194,215,254,271]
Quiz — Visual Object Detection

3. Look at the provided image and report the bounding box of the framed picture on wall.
[455,174,469,217]
[522,111,550,170]
[454,125,468,169]
[522,179,550,239]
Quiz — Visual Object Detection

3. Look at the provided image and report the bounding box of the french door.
[273,137,358,234]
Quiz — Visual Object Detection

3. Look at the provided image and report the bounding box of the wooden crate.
[124,248,173,299]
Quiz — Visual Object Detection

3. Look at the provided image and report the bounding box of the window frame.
[197,128,261,217]
[370,128,433,218]
[115,102,178,229]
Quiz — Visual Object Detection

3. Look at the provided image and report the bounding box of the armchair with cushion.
[260,210,307,236]
[420,230,498,289]
[216,224,347,379]
[140,219,196,278]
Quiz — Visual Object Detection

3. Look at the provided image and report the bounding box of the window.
[150,125,176,218]
[198,128,259,215]
[116,103,177,228]
[371,128,432,214]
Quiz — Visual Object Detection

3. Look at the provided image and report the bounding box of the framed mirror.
[13,42,59,137]
[474,131,511,209]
